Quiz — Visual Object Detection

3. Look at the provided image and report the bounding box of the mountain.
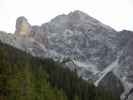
[0,40,119,100]
[0,10,133,99]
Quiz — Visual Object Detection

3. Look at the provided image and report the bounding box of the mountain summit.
[44,10,115,34]
[0,10,133,100]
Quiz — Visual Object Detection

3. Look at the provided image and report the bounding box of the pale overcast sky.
[0,0,133,33]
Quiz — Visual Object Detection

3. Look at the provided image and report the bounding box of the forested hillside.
[0,41,120,100]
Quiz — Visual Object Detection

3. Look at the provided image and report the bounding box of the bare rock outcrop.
[15,16,32,36]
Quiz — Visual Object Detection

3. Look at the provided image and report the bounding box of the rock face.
[12,16,48,57]
[15,16,32,36]
[99,72,124,98]
[31,25,48,48]
[1,10,133,99]
[46,11,117,70]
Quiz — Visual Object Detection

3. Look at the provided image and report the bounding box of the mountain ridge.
[0,10,133,100]
[0,39,119,100]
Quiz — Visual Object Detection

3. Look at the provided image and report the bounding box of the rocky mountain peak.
[1,10,133,99]
[15,16,31,36]
[68,10,98,22]
[68,10,89,18]
[46,10,115,34]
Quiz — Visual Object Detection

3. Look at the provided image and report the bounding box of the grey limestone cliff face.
[45,11,118,70]
[1,10,133,99]
[99,72,124,98]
